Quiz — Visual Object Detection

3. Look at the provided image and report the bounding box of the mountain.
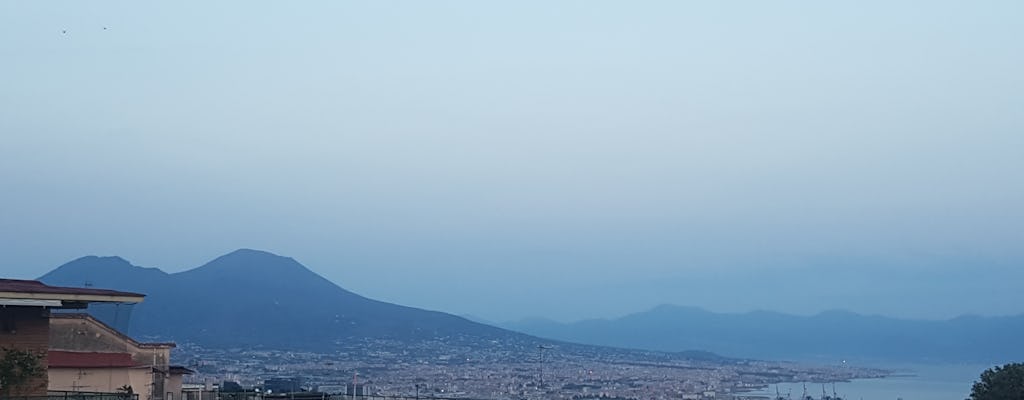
[39,249,526,350]
[44,250,1016,364]
[500,304,1024,364]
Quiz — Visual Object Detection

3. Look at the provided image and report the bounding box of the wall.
[166,373,184,400]
[0,306,50,397]
[49,367,153,400]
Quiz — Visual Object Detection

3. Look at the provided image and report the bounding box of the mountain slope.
[501,304,1024,363]
[39,249,522,350]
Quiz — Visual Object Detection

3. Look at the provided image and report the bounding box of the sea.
[745,363,994,400]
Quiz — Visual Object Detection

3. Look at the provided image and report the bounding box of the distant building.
[345,383,370,396]
[263,377,303,394]
[315,384,347,394]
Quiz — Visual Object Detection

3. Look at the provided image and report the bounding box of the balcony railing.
[0,391,140,400]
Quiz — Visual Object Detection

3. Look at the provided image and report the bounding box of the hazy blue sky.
[2,1,1021,322]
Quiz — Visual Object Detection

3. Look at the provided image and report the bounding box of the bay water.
[747,363,993,400]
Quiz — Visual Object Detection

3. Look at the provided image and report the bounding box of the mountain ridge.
[40,251,1023,364]
[499,304,1024,363]
[38,249,529,350]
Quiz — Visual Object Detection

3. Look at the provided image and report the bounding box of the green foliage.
[0,346,46,396]
[117,384,135,399]
[970,363,1024,400]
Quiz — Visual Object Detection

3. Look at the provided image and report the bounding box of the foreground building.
[49,313,192,400]
[0,278,190,400]
[0,279,144,397]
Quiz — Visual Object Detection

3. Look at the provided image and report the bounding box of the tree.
[0,347,46,397]
[969,363,1024,400]
[117,384,135,399]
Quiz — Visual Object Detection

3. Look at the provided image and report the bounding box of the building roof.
[0,279,144,307]
[50,313,176,349]
[169,366,195,375]
[48,351,140,369]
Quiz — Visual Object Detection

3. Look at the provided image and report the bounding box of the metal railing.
[1,391,139,400]
[182,394,496,400]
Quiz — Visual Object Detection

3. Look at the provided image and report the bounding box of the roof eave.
[0,291,144,304]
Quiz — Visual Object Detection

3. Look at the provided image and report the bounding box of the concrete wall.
[49,367,153,400]
[166,373,184,400]
[0,306,50,397]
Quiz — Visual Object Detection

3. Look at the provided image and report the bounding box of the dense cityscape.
[174,338,887,400]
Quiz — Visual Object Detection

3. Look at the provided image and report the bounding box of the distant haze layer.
[1,1,1022,322]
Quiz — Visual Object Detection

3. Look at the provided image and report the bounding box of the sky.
[1,1,1022,323]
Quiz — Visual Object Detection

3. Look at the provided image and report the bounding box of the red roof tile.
[48,351,139,368]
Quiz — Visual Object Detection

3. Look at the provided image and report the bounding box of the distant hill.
[43,250,1018,364]
[39,249,528,350]
[500,304,1024,363]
